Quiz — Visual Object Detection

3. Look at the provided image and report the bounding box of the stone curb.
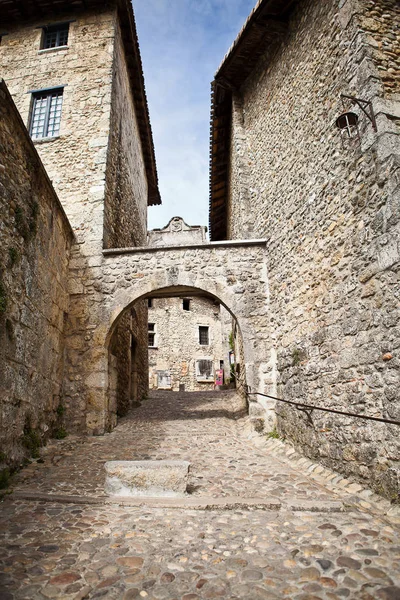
[10,490,345,512]
[240,418,400,525]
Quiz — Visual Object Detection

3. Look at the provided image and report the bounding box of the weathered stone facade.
[0,81,73,466]
[101,239,272,426]
[0,0,158,446]
[210,0,400,498]
[2,0,399,503]
[0,0,273,456]
[109,300,149,418]
[148,296,227,392]
[104,20,149,249]
[148,217,208,247]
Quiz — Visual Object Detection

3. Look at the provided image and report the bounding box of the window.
[183,299,190,311]
[196,359,213,381]
[199,326,209,345]
[42,23,69,49]
[157,371,171,389]
[30,88,63,140]
[148,323,155,347]
[148,298,153,308]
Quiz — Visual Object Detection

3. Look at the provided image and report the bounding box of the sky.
[133,0,256,231]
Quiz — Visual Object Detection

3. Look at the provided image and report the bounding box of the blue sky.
[133,0,256,231]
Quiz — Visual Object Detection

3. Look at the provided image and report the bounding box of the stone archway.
[64,239,276,435]
[107,285,246,415]
[101,284,255,428]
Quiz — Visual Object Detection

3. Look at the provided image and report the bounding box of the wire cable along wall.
[246,390,400,427]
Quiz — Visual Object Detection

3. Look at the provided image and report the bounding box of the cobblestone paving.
[1,391,399,599]
[11,392,338,502]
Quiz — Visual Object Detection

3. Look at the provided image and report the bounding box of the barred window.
[30,89,63,140]
[42,24,69,49]
[148,323,156,347]
[196,359,213,381]
[199,326,209,345]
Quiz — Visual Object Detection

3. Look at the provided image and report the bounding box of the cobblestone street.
[1,391,399,599]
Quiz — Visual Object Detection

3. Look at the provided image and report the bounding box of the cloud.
[133,0,256,231]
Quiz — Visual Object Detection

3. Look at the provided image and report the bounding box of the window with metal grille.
[42,24,69,49]
[196,359,213,381]
[148,323,156,347]
[199,326,209,345]
[30,89,63,140]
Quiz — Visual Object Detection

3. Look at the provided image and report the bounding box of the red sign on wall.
[215,369,224,386]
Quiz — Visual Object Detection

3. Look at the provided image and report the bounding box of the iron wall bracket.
[341,95,377,132]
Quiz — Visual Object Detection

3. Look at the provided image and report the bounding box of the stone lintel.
[102,238,269,256]
[105,460,190,497]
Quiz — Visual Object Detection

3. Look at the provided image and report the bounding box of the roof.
[209,0,295,240]
[0,0,161,207]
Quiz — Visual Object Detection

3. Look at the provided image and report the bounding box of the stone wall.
[148,296,227,392]
[103,20,148,249]
[80,239,272,434]
[359,0,400,97]
[148,217,208,247]
[131,300,149,404]
[226,0,400,498]
[0,81,73,468]
[0,7,152,434]
[0,9,115,249]
[109,301,148,419]
[0,8,117,433]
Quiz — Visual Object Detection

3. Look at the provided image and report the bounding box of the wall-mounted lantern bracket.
[341,95,377,131]
[295,405,315,426]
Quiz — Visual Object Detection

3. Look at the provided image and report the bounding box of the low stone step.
[10,490,347,513]
[285,500,345,513]
[105,460,190,497]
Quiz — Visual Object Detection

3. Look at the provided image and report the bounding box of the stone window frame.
[40,22,70,50]
[28,86,65,141]
[198,326,209,346]
[195,359,214,382]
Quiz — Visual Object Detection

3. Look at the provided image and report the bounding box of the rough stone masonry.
[0,0,399,506]
[210,0,400,499]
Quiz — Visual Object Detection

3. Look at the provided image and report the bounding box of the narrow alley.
[0,391,399,599]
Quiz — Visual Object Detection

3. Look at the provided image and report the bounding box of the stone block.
[105,460,190,497]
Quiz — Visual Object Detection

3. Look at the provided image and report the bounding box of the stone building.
[0,80,74,465]
[1,0,399,503]
[0,0,160,463]
[210,0,400,498]
[146,218,232,392]
[148,295,228,392]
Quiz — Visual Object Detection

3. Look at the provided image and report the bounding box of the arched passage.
[64,240,276,435]
[105,285,248,430]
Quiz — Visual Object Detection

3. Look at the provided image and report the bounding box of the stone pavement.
[0,390,399,599]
